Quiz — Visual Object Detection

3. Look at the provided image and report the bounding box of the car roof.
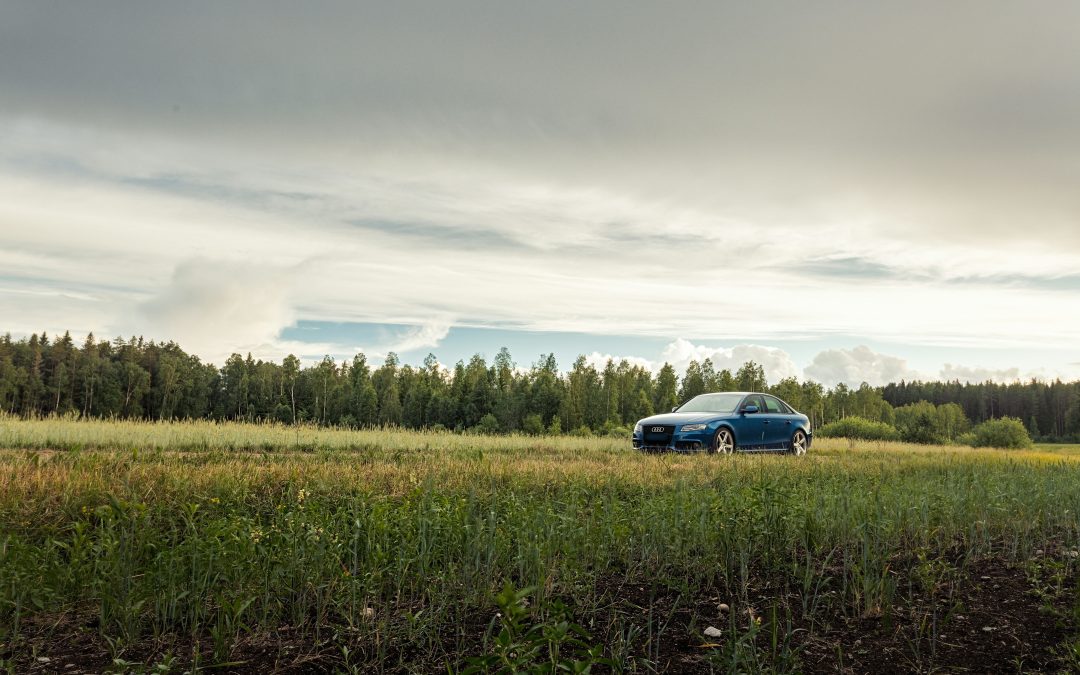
[693,391,756,396]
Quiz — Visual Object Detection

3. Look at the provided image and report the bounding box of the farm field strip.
[1,418,1079,672]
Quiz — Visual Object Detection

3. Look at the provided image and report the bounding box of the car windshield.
[676,393,744,413]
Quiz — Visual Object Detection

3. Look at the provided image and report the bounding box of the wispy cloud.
[365,321,453,358]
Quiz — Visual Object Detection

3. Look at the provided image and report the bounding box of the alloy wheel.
[791,430,807,456]
[713,428,735,454]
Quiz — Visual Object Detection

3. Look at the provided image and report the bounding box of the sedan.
[632,392,811,455]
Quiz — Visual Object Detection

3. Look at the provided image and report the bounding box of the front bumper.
[632,428,711,453]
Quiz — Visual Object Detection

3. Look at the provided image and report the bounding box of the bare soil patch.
[5,559,1075,673]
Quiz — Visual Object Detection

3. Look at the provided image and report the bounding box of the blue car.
[632,392,811,455]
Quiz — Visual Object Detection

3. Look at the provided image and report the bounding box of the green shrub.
[894,401,946,444]
[893,401,971,445]
[569,425,593,437]
[272,404,294,424]
[970,417,1033,449]
[521,414,545,436]
[473,413,500,435]
[817,416,899,441]
[599,420,630,437]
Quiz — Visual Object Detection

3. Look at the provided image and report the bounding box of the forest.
[1,331,1079,441]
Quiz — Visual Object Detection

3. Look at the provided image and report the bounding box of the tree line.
[2,331,1079,440]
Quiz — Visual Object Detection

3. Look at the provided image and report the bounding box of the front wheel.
[789,430,808,456]
[712,427,735,454]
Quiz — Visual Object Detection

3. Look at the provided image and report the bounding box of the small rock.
[1036,549,1045,556]
[37,657,51,663]
[718,603,730,613]
[1069,550,1079,558]
[363,607,375,618]
[704,626,724,638]
[982,626,995,632]
[980,575,991,580]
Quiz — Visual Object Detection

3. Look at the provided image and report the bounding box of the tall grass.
[1,416,1079,670]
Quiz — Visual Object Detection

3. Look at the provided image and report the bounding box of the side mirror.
[742,404,759,414]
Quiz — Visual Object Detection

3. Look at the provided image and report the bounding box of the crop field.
[1,418,1079,673]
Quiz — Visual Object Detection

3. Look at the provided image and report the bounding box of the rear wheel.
[790,430,808,456]
[712,427,735,454]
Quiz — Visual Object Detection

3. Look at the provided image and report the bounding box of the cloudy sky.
[2,2,1079,386]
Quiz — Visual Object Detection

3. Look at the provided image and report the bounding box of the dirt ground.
[5,558,1077,674]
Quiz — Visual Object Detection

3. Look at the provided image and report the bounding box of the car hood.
[637,412,730,426]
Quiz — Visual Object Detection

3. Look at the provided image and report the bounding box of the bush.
[521,414,545,436]
[970,417,1033,449]
[473,413,500,435]
[891,401,971,445]
[894,401,946,444]
[272,404,294,424]
[817,416,899,441]
[600,419,630,437]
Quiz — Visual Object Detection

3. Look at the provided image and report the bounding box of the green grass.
[1034,442,1080,454]
[1,416,1079,671]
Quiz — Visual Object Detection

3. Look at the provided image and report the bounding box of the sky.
[2,2,1079,387]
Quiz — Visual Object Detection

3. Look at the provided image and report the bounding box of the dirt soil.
[605,558,1076,674]
[4,558,1076,674]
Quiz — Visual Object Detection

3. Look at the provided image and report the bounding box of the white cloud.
[939,363,1023,383]
[803,345,927,387]
[660,339,802,382]
[135,259,297,364]
[581,351,654,373]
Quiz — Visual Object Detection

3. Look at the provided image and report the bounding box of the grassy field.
[1,417,1079,673]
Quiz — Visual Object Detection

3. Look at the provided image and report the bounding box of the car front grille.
[642,424,674,447]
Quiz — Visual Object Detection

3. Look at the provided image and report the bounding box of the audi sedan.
[632,392,811,455]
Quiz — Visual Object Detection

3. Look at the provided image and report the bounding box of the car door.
[761,395,789,448]
[733,394,768,448]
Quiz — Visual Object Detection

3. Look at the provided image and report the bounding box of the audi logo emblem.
[650,426,665,432]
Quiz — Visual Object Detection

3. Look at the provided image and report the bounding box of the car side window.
[743,394,765,411]
[763,396,783,413]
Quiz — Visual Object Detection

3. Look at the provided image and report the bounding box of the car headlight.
[634,423,642,433]
[680,423,707,432]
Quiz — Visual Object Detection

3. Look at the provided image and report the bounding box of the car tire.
[712,427,735,454]
[789,430,808,456]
